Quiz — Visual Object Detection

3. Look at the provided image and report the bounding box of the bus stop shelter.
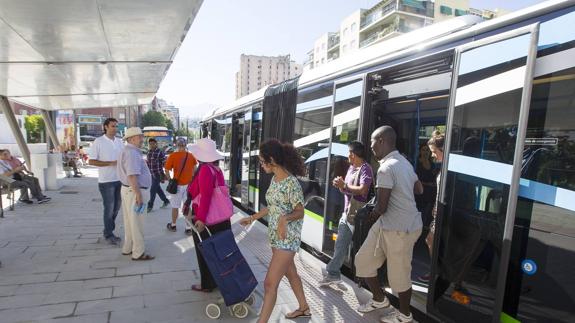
[0,0,203,178]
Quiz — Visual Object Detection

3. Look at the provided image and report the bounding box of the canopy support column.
[0,96,31,167]
[40,109,60,149]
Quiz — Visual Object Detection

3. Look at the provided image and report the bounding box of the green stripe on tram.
[304,209,324,223]
[500,312,520,323]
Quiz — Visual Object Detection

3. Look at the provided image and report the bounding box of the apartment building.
[235,54,302,99]
[304,0,506,70]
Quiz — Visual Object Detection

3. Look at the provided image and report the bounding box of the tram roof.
[0,0,203,111]
[298,0,575,88]
[203,85,269,121]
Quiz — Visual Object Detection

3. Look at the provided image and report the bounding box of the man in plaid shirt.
[146,138,170,213]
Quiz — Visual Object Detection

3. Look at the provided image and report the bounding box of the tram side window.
[222,115,232,153]
[502,11,575,323]
[212,115,232,179]
[523,10,575,193]
[211,117,224,150]
[294,84,333,217]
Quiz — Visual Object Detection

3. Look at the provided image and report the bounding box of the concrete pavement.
[0,167,405,322]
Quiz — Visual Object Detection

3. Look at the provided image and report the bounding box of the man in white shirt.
[354,126,424,323]
[89,118,125,245]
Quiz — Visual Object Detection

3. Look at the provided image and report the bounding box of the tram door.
[322,77,364,257]
[248,106,262,211]
[428,26,539,323]
[240,109,251,207]
[230,112,244,201]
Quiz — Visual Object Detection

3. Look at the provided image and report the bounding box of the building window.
[350,40,356,48]
[440,5,453,15]
[321,58,325,64]
[455,9,467,16]
[343,27,348,37]
[351,22,357,32]
[342,44,347,53]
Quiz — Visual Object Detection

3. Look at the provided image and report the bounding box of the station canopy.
[0,0,202,110]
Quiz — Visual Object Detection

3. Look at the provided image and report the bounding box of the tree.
[24,115,45,143]
[165,119,175,131]
[142,111,166,127]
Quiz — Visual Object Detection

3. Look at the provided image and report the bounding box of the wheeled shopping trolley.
[193,227,258,319]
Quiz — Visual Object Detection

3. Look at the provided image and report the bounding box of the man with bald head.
[354,126,423,323]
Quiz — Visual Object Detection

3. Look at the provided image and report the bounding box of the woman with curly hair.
[239,139,311,321]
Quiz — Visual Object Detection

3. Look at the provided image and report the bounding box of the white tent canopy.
[0,0,203,110]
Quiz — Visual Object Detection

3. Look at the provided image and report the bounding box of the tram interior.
[369,90,449,286]
[366,64,521,317]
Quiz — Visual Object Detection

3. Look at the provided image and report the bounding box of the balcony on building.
[360,15,426,48]
[327,32,340,53]
[359,0,433,48]
[303,49,315,69]
[327,51,340,62]
[360,0,434,32]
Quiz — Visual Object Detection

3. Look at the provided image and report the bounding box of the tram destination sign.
[525,138,558,145]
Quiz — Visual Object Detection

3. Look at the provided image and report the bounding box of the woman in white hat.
[186,138,230,292]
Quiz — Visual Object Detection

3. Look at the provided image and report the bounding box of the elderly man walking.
[117,127,154,261]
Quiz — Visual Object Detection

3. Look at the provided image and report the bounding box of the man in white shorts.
[354,126,423,323]
[164,138,197,234]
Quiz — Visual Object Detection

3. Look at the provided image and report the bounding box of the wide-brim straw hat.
[187,138,224,162]
[123,127,143,139]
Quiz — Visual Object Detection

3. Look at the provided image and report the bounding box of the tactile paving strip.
[232,220,391,322]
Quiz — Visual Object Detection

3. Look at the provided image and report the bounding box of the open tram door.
[428,24,539,323]
[229,112,244,202]
[364,51,454,294]
[322,76,364,258]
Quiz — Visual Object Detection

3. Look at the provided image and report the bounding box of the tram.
[201,1,575,321]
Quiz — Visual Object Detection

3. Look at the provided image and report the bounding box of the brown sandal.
[285,307,311,319]
[132,253,155,261]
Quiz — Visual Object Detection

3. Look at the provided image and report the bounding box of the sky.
[156,0,548,118]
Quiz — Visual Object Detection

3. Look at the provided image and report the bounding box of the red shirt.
[7,157,22,169]
[188,163,225,223]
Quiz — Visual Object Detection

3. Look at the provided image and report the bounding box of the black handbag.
[166,153,188,194]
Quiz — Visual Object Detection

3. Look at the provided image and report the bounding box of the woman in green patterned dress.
[239,139,311,322]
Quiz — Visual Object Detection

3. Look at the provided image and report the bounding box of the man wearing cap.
[117,127,154,261]
[164,138,197,234]
[89,118,124,245]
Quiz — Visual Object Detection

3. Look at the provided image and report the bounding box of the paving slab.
[0,303,76,322]
[0,167,398,322]
[41,313,109,323]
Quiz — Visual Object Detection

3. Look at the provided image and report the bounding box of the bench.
[0,174,16,218]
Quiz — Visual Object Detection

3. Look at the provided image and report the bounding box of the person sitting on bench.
[0,149,51,204]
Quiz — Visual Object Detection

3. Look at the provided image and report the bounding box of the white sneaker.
[318,276,342,287]
[357,297,390,313]
[380,312,413,323]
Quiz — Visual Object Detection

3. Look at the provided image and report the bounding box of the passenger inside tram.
[368,88,450,289]
[415,144,439,233]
